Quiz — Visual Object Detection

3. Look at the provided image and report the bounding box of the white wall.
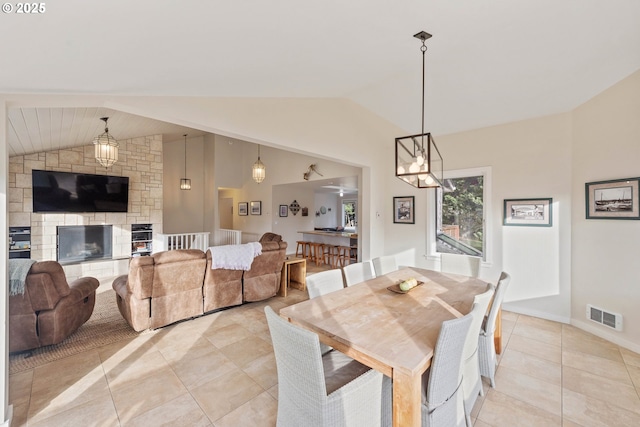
[163,135,205,233]
[314,193,341,228]
[571,69,640,351]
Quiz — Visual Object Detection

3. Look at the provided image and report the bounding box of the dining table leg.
[392,369,422,427]
[494,308,503,354]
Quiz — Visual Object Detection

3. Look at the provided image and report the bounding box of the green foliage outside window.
[442,176,484,252]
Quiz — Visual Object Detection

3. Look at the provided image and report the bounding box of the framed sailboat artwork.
[585,177,640,220]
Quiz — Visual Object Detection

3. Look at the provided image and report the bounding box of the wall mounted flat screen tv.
[32,169,129,213]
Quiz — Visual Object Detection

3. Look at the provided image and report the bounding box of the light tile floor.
[9,278,640,426]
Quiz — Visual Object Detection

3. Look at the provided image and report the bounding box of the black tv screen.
[32,170,129,213]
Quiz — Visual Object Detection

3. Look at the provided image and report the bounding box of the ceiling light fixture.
[252,144,266,184]
[395,31,443,188]
[93,117,119,168]
[180,134,191,190]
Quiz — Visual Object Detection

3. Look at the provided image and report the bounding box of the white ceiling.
[2,0,640,156]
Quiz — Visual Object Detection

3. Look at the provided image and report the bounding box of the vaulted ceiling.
[2,0,639,156]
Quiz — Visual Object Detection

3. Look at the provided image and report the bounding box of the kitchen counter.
[298,231,358,248]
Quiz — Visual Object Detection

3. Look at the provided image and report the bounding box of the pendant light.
[395,31,443,188]
[252,144,266,183]
[93,117,119,168]
[180,134,191,190]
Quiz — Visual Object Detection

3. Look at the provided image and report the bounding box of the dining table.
[279,266,491,427]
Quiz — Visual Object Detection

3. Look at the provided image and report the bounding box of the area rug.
[9,289,156,374]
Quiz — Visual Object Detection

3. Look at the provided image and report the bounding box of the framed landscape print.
[393,196,415,224]
[238,202,248,216]
[503,198,552,227]
[585,177,640,220]
[250,201,262,215]
[279,204,288,217]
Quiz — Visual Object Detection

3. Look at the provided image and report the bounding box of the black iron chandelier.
[395,31,443,188]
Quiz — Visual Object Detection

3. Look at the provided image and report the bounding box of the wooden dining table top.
[279,266,490,427]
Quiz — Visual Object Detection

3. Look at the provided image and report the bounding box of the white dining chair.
[372,255,398,276]
[479,272,511,387]
[440,253,481,278]
[306,269,345,299]
[342,261,376,286]
[265,306,392,427]
[421,302,479,427]
[461,285,495,427]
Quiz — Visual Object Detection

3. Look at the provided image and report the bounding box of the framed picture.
[279,204,288,217]
[238,202,248,216]
[503,198,552,227]
[393,196,415,224]
[585,177,640,220]
[250,201,262,215]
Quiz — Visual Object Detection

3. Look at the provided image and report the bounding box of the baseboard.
[501,303,571,324]
[571,318,640,354]
[2,405,13,427]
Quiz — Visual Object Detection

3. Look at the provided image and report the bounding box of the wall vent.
[586,304,623,331]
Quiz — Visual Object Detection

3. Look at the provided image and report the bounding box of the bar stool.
[349,245,358,264]
[323,244,338,268]
[308,242,324,266]
[295,241,310,259]
[336,245,352,267]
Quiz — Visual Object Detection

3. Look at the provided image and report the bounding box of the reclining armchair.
[9,260,99,353]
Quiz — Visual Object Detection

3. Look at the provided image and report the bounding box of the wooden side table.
[279,257,307,297]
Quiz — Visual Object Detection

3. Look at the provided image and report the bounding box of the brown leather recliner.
[9,261,99,353]
[203,233,287,309]
[113,249,207,331]
[243,234,287,302]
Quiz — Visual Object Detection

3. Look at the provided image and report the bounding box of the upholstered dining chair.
[372,255,398,277]
[306,269,345,299]
[479,272,511,387]
[461,285,495,427]
[265,306,392,427]
[440,253,481,278]
[421,302,478,427]
[342,261,376,286]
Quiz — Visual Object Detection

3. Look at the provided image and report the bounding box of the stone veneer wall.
[8,135,163,281]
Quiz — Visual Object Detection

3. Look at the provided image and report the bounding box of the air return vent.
[586,304,623,331]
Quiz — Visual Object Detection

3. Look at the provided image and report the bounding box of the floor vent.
[586,304,623,331]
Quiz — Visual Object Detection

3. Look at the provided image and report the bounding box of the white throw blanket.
[209,242,262,270]
[9,259,37,296]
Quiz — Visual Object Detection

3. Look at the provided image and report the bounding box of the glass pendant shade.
[252,145,266,183]
[93,117,119,168]
[252,158,266,183]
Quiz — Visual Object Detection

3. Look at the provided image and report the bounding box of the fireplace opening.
[57,225,113,265]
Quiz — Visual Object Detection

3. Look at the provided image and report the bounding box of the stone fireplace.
[57,225,113,265]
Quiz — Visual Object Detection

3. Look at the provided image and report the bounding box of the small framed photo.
[586,177,640,220]
[238,202,248,216]
[393,196,415,224]
[503,198,552,227]
[279,204,288,217]
[250,201,262,215]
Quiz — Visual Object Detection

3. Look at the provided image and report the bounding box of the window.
[342,200,357,229]
[436,176,484,256]
[435,170,488,259]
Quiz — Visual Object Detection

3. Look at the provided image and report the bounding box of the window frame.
[426,166,493,267]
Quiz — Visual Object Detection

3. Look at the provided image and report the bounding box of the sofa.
[9,260,99,353]
[114,233,288,331]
